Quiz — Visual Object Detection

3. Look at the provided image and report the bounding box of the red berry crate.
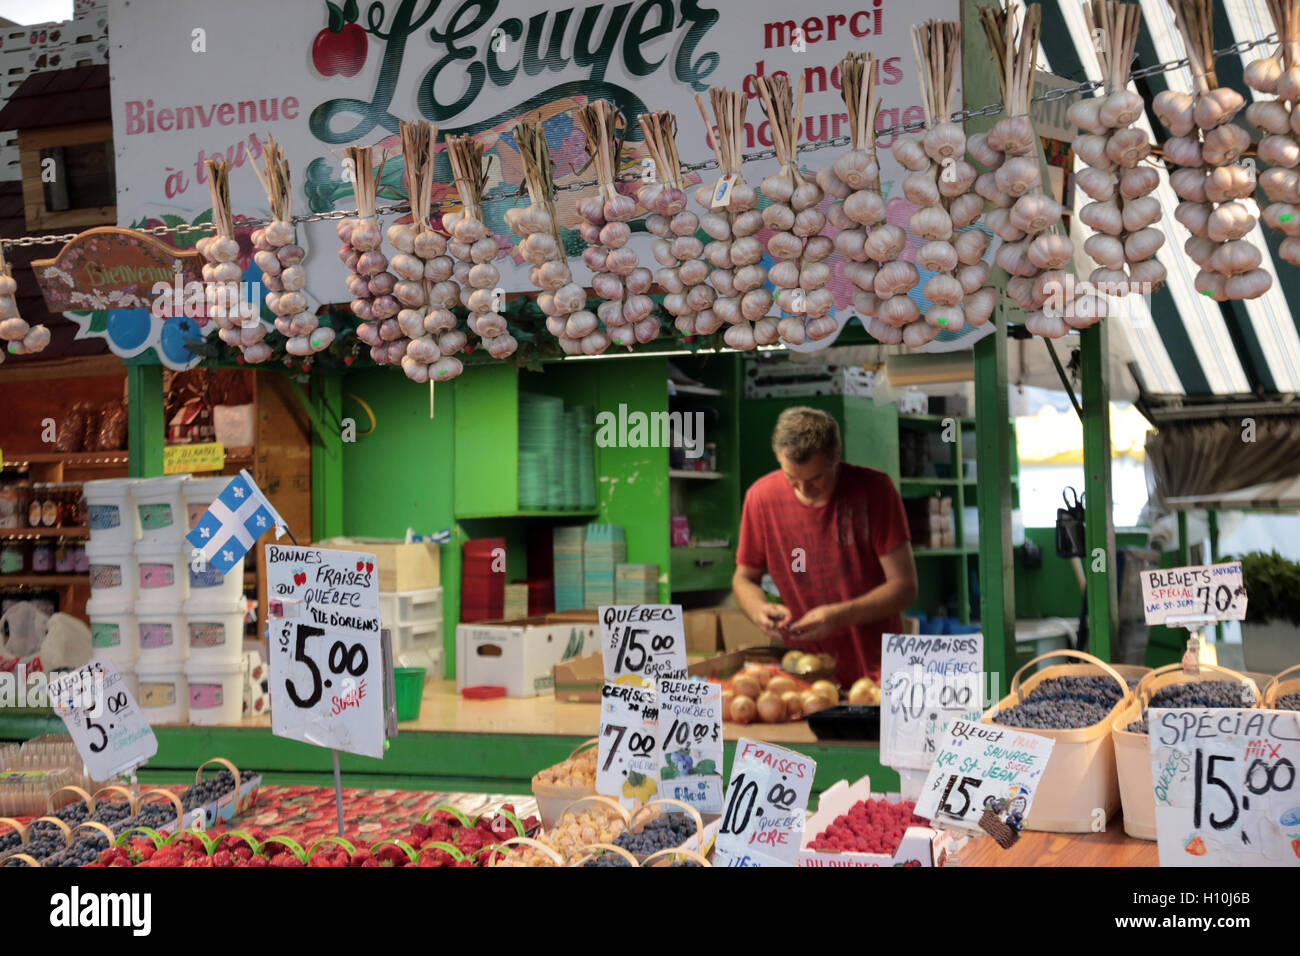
[798,776,953,868]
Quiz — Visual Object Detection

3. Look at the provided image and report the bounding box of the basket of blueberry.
[1112,662,1262,841]
[983,649,1131,833]
[1263,663,1300,712]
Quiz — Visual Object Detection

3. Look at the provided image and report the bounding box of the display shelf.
[668,382,723,397]
[0,574,86,586]
[900,476,961,487]
[1,451,129,467]
[0,526,89,537]
[457,509,599,519]
[669,469,723,480]
[913,547,968,557]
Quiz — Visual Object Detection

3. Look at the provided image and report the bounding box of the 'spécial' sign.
[1148,707,1300,866]
[656,677,724,814]
[266,544,384,759]
[597,680,659,809]
[915,719,1055,832]
[49,660,157,779]
[599,604,687,683]
[713,738,815,867]
[1140,561,1247,626]
[881,631,984,772]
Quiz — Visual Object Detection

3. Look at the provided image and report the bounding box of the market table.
[960,823,1159,867]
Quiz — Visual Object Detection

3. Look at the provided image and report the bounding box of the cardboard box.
[798,776,954,868]
[456,615,599,697]
[684,608,722,654]
[552,649,746,703]
[318,537,440,591]
[718,608,780,650]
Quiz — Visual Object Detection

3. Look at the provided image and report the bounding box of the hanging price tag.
[881,632,985,772]
[267,545,385,759]
[711,175,737,208]
[1140,561,1247,626]
[1148,707,1300,866]
[596,680,660,809]
[713,738,815,867]
[600,604,688,683]
[656,677,724,814]
[914,719,1055,835]
[49,660,157,779]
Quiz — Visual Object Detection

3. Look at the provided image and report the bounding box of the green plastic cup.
[393,667,427,722]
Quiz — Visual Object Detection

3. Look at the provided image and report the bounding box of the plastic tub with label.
[182,476,232,531]
[133,475,189,546]
[136,665,187,724]
[84,478,140,551]
[184,658,244,725]
[188,554,244,605]
[136,610,188,666]
[184,599,246,663]
[86,597,139,670]
[85,546,137,613]
[134,541,189,609]
[118,669,140,705]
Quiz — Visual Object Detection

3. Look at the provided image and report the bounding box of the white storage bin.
[397,646,444,676]
[135,541,189,609]
[184,599,246,663]
[137,666,187,724]
[118,670,139,705]
[133,475,189,546]
[87,597,138,668]
[84,478,140,550]
[393,618,442,660]
[379,587,443,625]
[85,547,137,613]
[184,658,244,725]
[187,555,244,604]
[137,610,188,666]
[183,476,233,531]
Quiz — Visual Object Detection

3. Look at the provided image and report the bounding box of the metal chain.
[1,30,1282,248]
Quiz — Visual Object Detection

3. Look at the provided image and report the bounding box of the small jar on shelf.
[0,538,27,574]
[54,537,76,574]
[27,483,45,528]
[30,538,53,574]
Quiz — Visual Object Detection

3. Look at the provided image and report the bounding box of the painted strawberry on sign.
[313,0,367,77]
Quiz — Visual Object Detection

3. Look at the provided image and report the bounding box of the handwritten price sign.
[1140,561,1247,626]
[713,738,815,867]
[600,604,688,684]
[914,719,1055,832]
[267,545,384,759]
[656,677,724,814]
[50,660,157,779]
[1149,707,1300,867]
[881,632,984,772]
[597,680,660,809]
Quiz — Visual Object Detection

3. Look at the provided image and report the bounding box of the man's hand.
[787,603,844,642]
[753,603,792,640]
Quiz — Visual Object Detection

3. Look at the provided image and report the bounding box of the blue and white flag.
[185,470,286,575]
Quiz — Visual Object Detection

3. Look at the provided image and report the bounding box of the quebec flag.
[186,470,286,575]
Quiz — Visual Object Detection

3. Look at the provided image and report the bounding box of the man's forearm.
[732,570,769,619]
[832,577,916,629]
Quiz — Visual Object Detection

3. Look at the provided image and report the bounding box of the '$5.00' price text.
[279,622,370,710]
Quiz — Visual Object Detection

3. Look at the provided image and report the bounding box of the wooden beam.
[0,353,126,383]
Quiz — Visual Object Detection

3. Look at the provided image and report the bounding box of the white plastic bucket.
[187,555,244,605]
[86,597,139,669]
[85,549,137,613]
[183,476,233,531]
[136,666,187,724]
[84,478,140,551]
[184,600,246,663]
[134,542,189,610]
[184,658,244,725]
[133,475,189,546]
[118,670,139,705]
[137,610,188,666]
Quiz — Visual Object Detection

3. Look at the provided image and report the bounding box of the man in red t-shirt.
[733,407,917,684]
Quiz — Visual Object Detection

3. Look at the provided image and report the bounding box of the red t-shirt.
[736,463,910,684]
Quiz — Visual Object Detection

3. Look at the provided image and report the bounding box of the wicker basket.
[1264,663,1300,709]
[983,649,1130,832]
[978,809,1019,849]
[530,738,598,830]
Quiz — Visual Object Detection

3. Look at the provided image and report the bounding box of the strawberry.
[350,849,374,867]
[248,856,269,867]
[411,823,431,842]
[211,850,233,868]
[233,846,252,862]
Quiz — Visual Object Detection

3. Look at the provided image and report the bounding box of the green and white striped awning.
[1038,0,1300,399]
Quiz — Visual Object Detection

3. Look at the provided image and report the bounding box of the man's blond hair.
[771,407,841,464]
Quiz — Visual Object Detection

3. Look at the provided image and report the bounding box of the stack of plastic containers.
[84,478,141,700]
[133,475,191,724]
[182,477,246,725]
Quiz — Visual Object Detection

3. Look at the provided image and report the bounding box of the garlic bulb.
[203,157,273,361]
[445,133,511,366]
[0,259,46,359]
[1246,1,1300,266]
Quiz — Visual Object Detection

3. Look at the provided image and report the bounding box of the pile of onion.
[248,137,328,358]
[200,158,271,363]
[507,118,598,357]
[575,100,656,350]
[390,119,464,383]
[0,249,48,360]
[1245,0,1300,266]
[342,145,405,364]
[640,110,711,339]
[1070,0,1165,314]
[693,86,771,349]
[756,73,835,345]
[1156,0,1271,300]
[891,21,994,346]
[446,133,516,360]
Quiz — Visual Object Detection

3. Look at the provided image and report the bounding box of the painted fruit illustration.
[312,22,367,77]
[1184,835,1207,856]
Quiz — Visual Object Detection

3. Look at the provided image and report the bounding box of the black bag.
[1055,487,1086,558]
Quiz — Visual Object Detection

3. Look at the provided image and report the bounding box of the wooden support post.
[126,363,164,478]
[1178,510,1191,566]
[311,371,344,541]
[1080,324,1117,661]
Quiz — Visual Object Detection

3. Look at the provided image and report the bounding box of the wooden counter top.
[960,823,1159,867]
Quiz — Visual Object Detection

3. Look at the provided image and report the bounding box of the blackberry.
[583,852,634,867]
[991,675,1124,730]
[614,814,698,855]
[1126,680,1255,734]
[1276,691,1300,712]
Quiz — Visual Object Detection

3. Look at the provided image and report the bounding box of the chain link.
[0,29,1283,248]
